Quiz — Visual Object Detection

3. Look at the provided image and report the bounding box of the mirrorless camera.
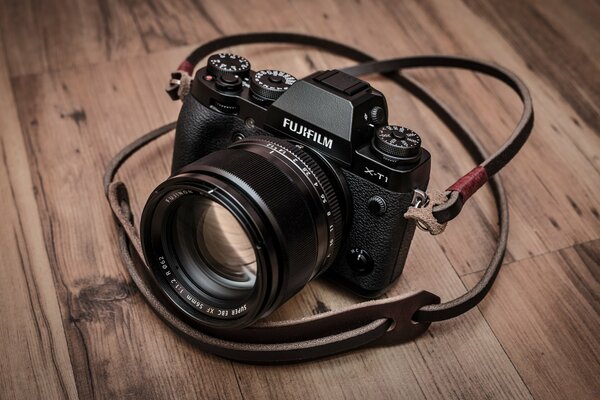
[141,53,431,328]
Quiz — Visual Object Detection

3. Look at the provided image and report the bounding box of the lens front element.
[171,196,257,300]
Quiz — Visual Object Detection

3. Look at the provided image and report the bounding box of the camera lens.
[170,196,257,300]
[141,136,345,328]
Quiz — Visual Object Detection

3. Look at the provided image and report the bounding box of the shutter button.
[216,74,242,92]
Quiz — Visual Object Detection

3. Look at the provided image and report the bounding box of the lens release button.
[348,248,374,275]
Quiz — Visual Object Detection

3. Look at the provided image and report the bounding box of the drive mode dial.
[207,53,251,78]
[250,70,297,101]
[373,125,422,160]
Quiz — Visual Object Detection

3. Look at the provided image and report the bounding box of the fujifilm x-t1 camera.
[141,53,431,329]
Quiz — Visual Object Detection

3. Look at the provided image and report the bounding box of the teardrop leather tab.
[209,290,440,346]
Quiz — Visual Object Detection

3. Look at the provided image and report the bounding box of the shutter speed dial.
[373,125,422,162]
[207,53,251,78]
[250,70,297,101]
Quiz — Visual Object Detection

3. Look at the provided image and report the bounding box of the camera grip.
[172,96,259,173]
[327,172,417,297]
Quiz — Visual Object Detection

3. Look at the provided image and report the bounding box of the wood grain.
[9,50,246,400]
[8,41,531,399]
[463,0,600,134]
[0,31,78,400]
[462,239,600,400]
[0,0,598,399]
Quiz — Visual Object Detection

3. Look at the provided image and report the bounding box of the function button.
[347,248,374,275]
[367,196,387,216]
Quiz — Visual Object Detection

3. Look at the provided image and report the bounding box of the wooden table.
[1,1,598,399]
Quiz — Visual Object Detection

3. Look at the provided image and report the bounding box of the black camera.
[140,53,431,329]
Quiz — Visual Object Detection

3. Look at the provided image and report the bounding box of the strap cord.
[169,34,534,224]
[103,33,531,362]
[341,57,533,223]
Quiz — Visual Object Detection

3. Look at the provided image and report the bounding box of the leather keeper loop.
[177,60,194,76]
[447,166,488,202]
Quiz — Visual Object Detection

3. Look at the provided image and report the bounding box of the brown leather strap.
[447,166,488,203]
[107,179,438,363]
[340,56,533,223]
[103,33,526,363]
[173,34,533,225]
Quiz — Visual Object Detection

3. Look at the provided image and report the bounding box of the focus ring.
[295,147,344,268]
[233,137,344,269]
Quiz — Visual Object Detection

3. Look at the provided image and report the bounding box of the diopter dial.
[207,53,251,78]
[250,70,297,101]
[373,125,422,160]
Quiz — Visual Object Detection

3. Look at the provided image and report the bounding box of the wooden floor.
[0,0,598,399]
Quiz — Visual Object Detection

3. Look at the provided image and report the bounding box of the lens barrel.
[141,136,344,328]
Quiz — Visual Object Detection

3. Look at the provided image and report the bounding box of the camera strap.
[104,33,533,363]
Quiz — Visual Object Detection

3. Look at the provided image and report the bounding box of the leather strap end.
[447,166,488,202]
[432,166,488,224]
[177,60,194,76]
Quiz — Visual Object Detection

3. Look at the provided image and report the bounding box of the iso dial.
[207,53,251,78]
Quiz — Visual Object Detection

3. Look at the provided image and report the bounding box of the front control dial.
[207,53,251,78]
[373,125,422,160]
[250,70,297,101]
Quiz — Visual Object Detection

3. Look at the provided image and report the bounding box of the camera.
[140,53,431,329]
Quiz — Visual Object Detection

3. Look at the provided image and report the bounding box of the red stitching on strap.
[447,166,488,201]
[177,60,194,75]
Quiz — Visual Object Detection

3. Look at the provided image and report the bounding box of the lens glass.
[170,195,257,300]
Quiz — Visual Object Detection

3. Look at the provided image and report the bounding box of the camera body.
[170,54,430,298]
